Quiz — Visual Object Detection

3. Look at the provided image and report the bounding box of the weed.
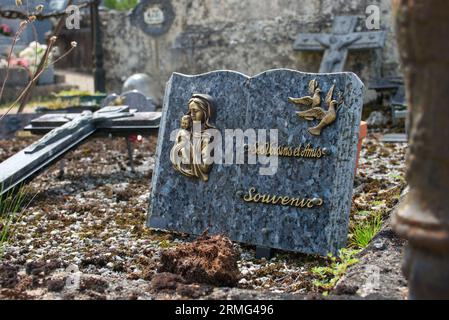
[311,248,360,292]
[0,184,36,259]
[350,213,383,249]
[388,173,405,183]
[160,239,176,249]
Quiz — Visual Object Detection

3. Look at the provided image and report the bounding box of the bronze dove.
[288,79,322,107]
[296,84,338,136]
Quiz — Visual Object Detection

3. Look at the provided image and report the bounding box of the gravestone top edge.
[171,69,364,87]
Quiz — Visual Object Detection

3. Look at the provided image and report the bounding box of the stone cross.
[0,106,161,196]
[293,16,386,73]
[148,69,364,256]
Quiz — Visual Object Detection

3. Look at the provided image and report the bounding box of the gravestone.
[369,76,409,142]
[148,69,364,256]
[122,73,158,104]
[293,16,386,73]
[131,0,175,37]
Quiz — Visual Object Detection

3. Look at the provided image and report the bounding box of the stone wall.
[102,0,400,104]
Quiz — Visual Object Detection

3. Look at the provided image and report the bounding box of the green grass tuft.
[0,184,36,259]
[350,213,383,249]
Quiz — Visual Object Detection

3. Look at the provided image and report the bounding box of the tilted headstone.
[148,69,364,256]
[293,16,386,73]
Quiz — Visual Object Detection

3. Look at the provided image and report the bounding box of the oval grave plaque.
[131,0,175,37]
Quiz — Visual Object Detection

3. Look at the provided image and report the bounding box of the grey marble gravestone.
[148,69,364,256]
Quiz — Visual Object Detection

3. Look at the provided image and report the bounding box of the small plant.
[159,239,176,249]
[55,90,94,97]
[45,97,80,110]
[311,248,360,292]
[357,210,372,216]
[372,200,385,206]
[388,173,405,183]
[0,184,36,259]
[350,213,383,249]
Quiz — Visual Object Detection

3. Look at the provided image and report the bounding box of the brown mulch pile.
[158,233,241,286]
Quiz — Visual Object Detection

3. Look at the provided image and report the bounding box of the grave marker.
[148,69,364,256]
[131,0,175,37]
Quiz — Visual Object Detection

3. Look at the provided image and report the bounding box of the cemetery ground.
[0,128,407,300]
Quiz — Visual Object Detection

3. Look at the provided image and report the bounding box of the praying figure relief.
[170,94,217,182]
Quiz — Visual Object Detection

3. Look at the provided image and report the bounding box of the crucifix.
[293,16,386,73]
[0,106,160,196]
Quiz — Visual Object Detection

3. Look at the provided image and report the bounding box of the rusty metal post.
[391,0,449,299]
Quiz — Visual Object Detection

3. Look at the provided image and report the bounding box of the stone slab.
[148,69,364,256]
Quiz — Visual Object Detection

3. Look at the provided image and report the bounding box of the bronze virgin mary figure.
[170,93,217,182]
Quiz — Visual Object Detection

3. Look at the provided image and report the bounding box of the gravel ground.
[0,132,407,300]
